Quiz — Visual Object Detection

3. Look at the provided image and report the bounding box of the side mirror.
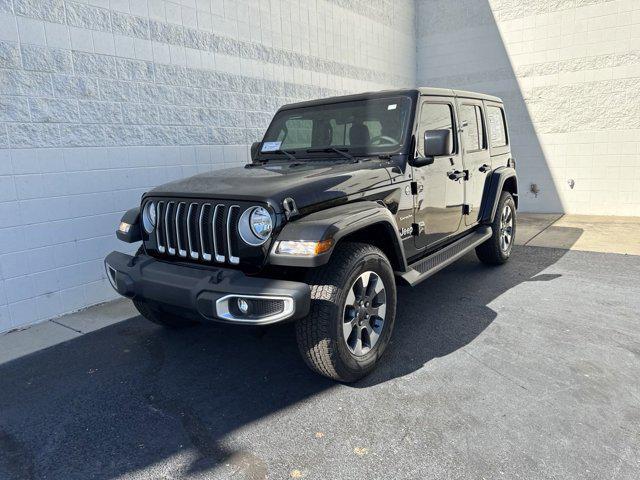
[410,156,434,168]
[424,129,452,158]
[250,142,261,161]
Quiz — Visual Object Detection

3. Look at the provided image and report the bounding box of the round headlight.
[142,201,156,234]
[250,207,273,240]
[238,206,273,246]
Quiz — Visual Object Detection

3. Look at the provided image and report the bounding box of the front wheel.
[295,242,397,383]
[476,191,516,265]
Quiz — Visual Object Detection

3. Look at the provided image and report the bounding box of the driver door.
[412,98,464,249]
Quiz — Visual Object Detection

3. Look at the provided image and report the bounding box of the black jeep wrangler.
[105,88,517,382]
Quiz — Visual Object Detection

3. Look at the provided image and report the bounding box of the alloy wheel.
[499,204,514,252]
[343,271,387,356]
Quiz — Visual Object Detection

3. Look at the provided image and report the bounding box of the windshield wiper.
[306,147,354,161]
[258,149,298,162]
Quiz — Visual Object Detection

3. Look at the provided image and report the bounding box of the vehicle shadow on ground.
[0,229,582,480]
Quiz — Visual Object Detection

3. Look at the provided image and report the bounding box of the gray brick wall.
[417,0,640,215]
[0,0,416,332]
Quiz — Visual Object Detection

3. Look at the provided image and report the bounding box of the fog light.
[237,298,249,314]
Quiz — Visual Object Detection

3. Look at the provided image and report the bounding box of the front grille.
[152,200,241,265]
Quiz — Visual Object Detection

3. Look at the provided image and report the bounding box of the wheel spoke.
[345,289,356,309]
[372,289,385,307]
[368,318,382,345]
[373,276,384,295]
[367,328,379,347]
[343,320,355,341]
[365,274,379,299]
[361,328,372,351]
[352,277,364,300]
[359,272,371,299]
[346,326,358,349]
[353,332,364,356]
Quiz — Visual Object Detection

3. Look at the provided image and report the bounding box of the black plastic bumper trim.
[104,251,310,324]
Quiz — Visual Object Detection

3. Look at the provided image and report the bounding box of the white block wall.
[0,0,416,332]
[417,0,640,215]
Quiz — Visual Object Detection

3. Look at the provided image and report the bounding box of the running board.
[398,227,492,286]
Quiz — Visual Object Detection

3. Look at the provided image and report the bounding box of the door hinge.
[462,204,471,215]
[410,181,418,195]
[411,223,419,236]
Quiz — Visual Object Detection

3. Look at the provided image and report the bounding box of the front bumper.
[104,251,310,325]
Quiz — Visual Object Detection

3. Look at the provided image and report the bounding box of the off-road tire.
[476,191,516,265]
[295,242,397,383]
[132,247,197,329]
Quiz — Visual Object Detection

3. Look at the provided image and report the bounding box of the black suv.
[105,88,517,382]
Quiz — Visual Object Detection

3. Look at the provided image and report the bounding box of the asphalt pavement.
[1,245,639,479]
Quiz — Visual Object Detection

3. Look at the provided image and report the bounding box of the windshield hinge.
[410,181,418,195]
[283,197,299,220]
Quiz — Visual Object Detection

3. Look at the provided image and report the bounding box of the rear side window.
[418,102,456,155]
[459,104,485,152]
[487,106,508,147]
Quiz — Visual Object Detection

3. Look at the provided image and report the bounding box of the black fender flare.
[269,201,406,269]
[116,207,142,243]
[479,167,518,225]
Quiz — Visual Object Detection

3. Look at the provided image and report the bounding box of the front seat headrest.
[349,123,370,146]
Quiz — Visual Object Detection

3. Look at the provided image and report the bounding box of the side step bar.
[398,227,492,286]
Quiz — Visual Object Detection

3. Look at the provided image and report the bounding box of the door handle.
[447,170,466,181]
[479,164,491,173]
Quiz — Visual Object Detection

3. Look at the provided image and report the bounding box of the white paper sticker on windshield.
[261,141,282,152]
[387,104,397,110]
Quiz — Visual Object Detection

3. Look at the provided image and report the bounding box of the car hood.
[148,159,393,211]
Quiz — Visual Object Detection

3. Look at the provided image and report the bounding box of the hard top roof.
[278,88,502,111]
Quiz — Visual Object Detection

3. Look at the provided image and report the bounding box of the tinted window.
[261,96,412,157]
[460,104,485,152]
[487,106,507,147]
[280,118,312,148]
[418,102,455,156]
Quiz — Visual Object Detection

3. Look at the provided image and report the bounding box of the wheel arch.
[334,221,405,271]
[479,167,518,224]
[269,201,407,271]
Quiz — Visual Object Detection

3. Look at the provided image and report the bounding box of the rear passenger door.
[456,99,490,226]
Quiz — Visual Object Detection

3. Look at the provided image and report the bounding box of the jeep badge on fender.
[105,88,517,382]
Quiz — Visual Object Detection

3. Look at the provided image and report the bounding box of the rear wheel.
[476,191,516,265]
[295,242,397,383]
[132,247,198,329]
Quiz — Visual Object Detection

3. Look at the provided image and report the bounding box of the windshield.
[259,96,412,159]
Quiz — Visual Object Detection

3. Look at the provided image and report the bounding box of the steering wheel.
[370,135,398,146]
